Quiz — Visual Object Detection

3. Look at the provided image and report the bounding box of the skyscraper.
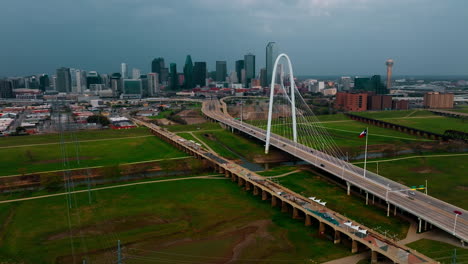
[193,62,207,87]
[148,73,159,96]
[260,68,267,87]
[183,55,194,89]
[121,63,128,79]
[386,59,394,90]
[110,73,122,97]
[235,60,244,84]
[266,42,278,86]
[132,68,141,79]
[216,61,227,82]
[160,68,169,84]
[152,58,165,83]
[170,63,178,90]
[56,67,71,93]
[39,74,49,92]
[244,53,255,88]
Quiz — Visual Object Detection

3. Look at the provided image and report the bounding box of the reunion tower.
[385,59,394,89]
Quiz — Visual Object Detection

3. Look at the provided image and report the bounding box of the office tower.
[39,74,50,91]
[160,68,169,84]
[168,63,178,90]
[110,73,122,97]
[216,61,227,82]
[354,75,387,95]
[340,76,352,91]
[140,75,149,97]
[235,60,244,84]
[152,58,165,74]
[56,67,71,93]
[148,73,159,96]
[183,55,194,89]
[86,71,101,89]
[123,79,142,98]
[75,70,84,93]
[266,42,278,85]
[229,72,238,84]
[0,79,14,98]
[121,63,128,79]
[260,68,267,87]
[193,62,207,87]
[178,73,185,87]
[386,59,394,90]
[69,68,78,92]
[244,53,255,88]
[132,68,141,79]
[334,92,368,112]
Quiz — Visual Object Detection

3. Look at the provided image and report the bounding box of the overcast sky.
[1,0,467,77]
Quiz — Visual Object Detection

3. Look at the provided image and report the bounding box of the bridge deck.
[202,99,468,245]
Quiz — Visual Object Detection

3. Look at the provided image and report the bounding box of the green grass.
[354,110,434,119]
[0,177,352,263]
[407,239,468,264]
[258,166,299,177]
[0,129,187,176]
[165,122,222,132]
[0,127,151,147]
[355,154,468,209]
[276,169,409,238]
[192,130,273,161]
[148,110,174,119]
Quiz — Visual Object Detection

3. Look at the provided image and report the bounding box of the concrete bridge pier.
[225,170,230,178]
[271,196,278,207]
[371,251,378,264]
[418,218,422,233]
[261,190,268,201]
[351,240,358,253]
[305,214,312,226]
[347,182,351,195]
[238,177,244,187]
[366,192,369,205]
[292,207,301,219]
[281,200,289,213]
[334,229,341,244]
[319,222,325,235]
[231,173,237,182]
[387,202,390,217]
[245,181,252,191]
[253,186,260,196]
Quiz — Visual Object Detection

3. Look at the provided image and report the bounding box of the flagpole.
[363,127,368,178]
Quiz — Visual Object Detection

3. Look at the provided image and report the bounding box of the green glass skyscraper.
[244,54,255,88]
[216,61,227,82]
[183,55,194,89]
[193,62,207,87]
[235,60,244,84]
[170,63,178,90]
[266,42,278,86]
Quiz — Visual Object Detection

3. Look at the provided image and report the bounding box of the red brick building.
[335,92,368,112]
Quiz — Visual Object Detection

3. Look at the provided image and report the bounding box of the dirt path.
[267,169,301,178]
[0,174,225,204]
[189,132,216,153]
[0,135,154,149]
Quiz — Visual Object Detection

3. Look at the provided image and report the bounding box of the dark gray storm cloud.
[1,0,467,77]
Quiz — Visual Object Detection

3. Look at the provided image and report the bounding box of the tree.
[87,115,110,126]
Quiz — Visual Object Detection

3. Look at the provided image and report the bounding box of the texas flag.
[358,129,367,138]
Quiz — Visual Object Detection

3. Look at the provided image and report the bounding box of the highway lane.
[202,100,468,243]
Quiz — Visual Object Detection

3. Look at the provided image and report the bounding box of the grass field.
[164,122,222,132]
[264,169,409,238]
[407,239,468,264]
[0,128,187,176]
[0,177,352,264]
[355,154,468,209]
[0,127,151,147]
[354,110,468,134]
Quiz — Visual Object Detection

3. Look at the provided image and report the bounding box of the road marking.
[0,175,225,204]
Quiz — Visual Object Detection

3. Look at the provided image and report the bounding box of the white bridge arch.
[265,53,297,154]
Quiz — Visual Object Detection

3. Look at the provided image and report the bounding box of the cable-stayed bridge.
[202,53,468,245]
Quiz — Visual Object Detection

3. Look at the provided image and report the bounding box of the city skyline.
[1,0,467,77]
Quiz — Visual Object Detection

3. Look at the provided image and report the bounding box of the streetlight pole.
[453,211,462,235]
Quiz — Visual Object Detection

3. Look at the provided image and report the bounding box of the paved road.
[202,99,468,243]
